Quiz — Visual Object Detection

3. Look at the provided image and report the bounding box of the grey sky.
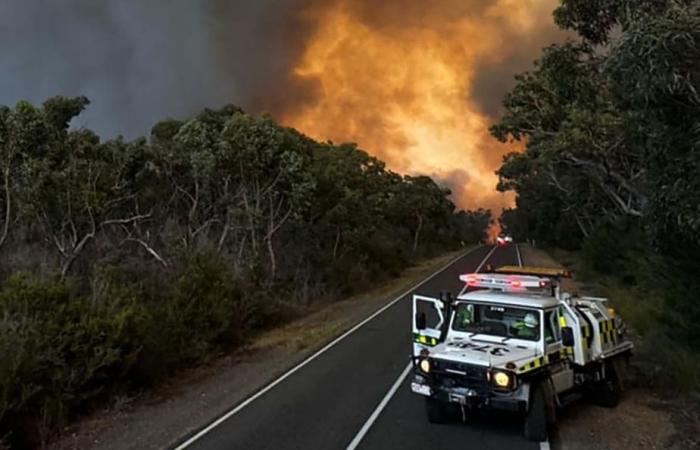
[0,1,304,138]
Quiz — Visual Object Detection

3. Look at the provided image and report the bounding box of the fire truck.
[410,266,633,441]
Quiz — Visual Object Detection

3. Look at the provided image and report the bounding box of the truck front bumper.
[411,376,524,412]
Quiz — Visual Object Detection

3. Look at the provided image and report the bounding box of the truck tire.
[541,378,557,427]
[524,383,548,442]
[594,362,622,408]
[425,397,448,424]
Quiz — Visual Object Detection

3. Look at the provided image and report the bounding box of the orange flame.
[282,0,560,214]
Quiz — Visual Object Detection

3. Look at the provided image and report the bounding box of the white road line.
[173,246,490,450]
[477,245,498,273]
[540,440,551,450]
[344,246,498,450]
[346,362,412,450]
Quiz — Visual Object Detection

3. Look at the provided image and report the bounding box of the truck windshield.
[452,303,541,341]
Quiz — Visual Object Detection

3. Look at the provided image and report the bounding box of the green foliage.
[580,221,641,275]
[0,98,491,446]
[495,0,700,389]
[0,275,140,446]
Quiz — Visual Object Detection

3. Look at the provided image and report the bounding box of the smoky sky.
[0,0,562,139]
[0,0,309,138]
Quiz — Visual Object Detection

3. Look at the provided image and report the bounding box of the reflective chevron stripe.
[413,333,438,346]
[517,348,573,374]
[517,355,548,374]
[599,320,617,345]
[581,325,591,350]
[517,357,544,374]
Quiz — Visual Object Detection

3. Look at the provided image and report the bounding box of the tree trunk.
[242,189,258,256]
[413,214,423,253]
[0,166,10,251]
[60,233,94,280]
[572,214,590,238]
[333,226,341,260]
[267,233,276,279]
[217,213,231,253]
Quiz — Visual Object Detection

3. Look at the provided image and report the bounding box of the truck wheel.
[524,383,548,442]
[425,397,448,424]
[594,362,622,408]
[541,379,557,427]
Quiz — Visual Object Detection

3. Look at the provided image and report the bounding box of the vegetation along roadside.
[0,100,491,449]
[495,0,700,396]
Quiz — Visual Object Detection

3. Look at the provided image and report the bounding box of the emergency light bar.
[459,273,551,291]
[495,265,572,278]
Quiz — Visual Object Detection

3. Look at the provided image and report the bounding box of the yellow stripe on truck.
[517,356,548,374]
[414,333,438,347]
[599,320,617,345]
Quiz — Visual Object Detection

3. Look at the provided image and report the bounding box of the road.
[174,244,537,450]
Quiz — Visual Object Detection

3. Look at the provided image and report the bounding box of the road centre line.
[172,246,493,450]
[476,245,498,273]
[344,245,498,449]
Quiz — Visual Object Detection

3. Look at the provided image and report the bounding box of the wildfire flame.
[282,0,560,218]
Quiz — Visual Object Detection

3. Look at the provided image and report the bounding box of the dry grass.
[247,248,469,354]
[521,244,700,449]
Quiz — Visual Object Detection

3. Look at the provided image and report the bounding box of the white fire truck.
[410,266,633,442]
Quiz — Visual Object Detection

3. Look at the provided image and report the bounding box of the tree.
[492,0,700,348]
[0,106,13,252]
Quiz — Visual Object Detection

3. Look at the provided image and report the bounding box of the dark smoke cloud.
[0,0,564,143]
[469,12,570,119]
[0,0,307,138]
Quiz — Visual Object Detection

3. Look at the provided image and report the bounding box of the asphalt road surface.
[174,244,537,450]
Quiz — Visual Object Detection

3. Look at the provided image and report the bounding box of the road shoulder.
[520,245,691,450]
[52,249,471,450]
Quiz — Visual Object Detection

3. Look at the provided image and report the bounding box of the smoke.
[0,0,305,138]
[0,0,565,212]
[468,1,569,119]
[280,0,566,211]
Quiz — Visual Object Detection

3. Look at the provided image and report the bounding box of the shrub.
[0,275,139,447]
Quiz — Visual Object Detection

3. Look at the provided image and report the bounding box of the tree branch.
[123,238,168,267]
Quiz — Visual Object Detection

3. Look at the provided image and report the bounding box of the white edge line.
[540,440,551,450]
[345,363,412,450]
[515,243,523,267]
[343,245,498,450]
[172,246,493,449]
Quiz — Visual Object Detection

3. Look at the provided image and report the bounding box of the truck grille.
[431,360,488,391]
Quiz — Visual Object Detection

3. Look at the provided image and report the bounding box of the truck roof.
[457,289,560,309]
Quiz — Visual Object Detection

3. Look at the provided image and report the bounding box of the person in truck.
[512,313,539,339]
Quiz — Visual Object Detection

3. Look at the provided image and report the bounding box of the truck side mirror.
[415,311,427,330]
[561,326,574,347]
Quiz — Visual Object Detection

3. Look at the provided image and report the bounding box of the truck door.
[545,308,575,394]
[412,295,445,356]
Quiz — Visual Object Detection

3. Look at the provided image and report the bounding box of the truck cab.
[410,267,632,442]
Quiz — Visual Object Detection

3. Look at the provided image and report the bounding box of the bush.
[0,98,486,447]
[0,252,286,447]
[0,275,140,447]
[581,234,700,392]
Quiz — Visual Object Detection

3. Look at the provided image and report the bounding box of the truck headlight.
[492,371,511,388]
[419,359,431,374]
